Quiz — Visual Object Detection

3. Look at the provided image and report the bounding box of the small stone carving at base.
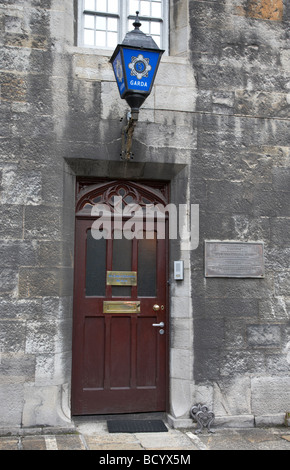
[190,404,215,434]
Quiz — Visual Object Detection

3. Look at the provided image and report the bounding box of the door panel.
[72,181,168,415]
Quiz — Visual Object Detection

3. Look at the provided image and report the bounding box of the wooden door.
[71,180,169,415]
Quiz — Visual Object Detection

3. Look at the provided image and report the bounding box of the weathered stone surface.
[24,206,61,240]
[0,0,290,431]
[0,72,27,102]
[247,325,282,347]
[0,384,24,426]
[251,377,290,415]
[237,0,284,21]
[19,268,62,297]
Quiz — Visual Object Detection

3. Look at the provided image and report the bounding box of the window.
[78,0,167,51]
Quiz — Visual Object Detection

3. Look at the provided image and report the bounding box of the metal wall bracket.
[121,110,139,161]
[191,404,215,434]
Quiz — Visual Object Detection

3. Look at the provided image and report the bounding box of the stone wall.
[189,0,290,426]
[0,0,289,430]
[0,0,74,429]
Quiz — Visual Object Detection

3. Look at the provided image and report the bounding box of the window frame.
[77,0,168,53]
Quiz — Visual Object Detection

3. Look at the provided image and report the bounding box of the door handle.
[153,304,160,311]
[152,322,165,327]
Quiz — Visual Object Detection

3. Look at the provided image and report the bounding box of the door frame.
[71,177,170,415]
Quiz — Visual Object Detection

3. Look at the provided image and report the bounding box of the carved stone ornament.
[190,404,215,434]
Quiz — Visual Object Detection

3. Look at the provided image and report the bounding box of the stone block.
[4,33,48,49]
[171,348,192,380]
[1,167,41,206]
[194,347,221,382]
[220,350,266,377]
[270,218,290,247]
[22,384,71,427]
[156,59,196,88]
[170,378,193,418]
[0,72,27,102]
[258,298,290,321]
[0,269,18,296]
[214,415,255,428]
[0,48,31,73]
[19,267,61,297]
[272,167,290,191]
[170,0,188,30]
[0,240,38,267]
[0,320,26,353]
[274,272,290,296]
[0,384,24,427]
[242,0,283,21]
[171,295,191,318]
[0,298,41,320]
[171,318,192,349]
[34,351,71,386]
[251,377,290,415]
[38,241,70,267]
[213,377,252,416]
[24,206,61,240]
[280,50,290,70]
[25,320,57,354]
[235,90,290,119]
[0,353,35,384]
[194,318,224,350]
[41,296,73,320]
[247,324,281,347]
[155,84,197,113]
[255,413,285,426]
[169,26,188,56]
[73,50,113,82]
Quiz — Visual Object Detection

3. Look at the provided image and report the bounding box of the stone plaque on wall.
[205,241,265,278]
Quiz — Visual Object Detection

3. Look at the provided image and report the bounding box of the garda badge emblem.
[129,54,152,80]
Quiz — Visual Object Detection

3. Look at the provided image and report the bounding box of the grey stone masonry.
[189,0,290,427]
[0,0,290,430]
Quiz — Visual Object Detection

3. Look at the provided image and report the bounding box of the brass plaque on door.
[103,301,141,314]
[106,271,137,286]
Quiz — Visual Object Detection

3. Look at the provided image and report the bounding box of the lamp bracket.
[121,109,139,161]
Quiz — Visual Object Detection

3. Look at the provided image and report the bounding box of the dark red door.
[71,181,168,415]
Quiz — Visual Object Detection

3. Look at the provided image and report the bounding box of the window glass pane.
[96,16,106,30]
[152,35,161,48]
[151,21,160,35]
[84,14,95,28]
[84,29,95,45]
[85,0,96,10]
[151,2,162,17]
[96,0,107,12]
[108,17,118,31]
[129,0,139,15]
[108,0,119,14]
[140,0,150,16]
[138,234,156,297]
[112,234,132,297]
[86,230,106,296]
[95,30,106,46]
[140,20,150,34]
[107,32,118,48]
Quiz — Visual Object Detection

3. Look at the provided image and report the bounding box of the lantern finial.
[133,11,141,30]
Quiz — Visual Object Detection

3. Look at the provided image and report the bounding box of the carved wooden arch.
[76,180,169,216]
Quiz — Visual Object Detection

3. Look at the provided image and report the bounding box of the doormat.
[107,419,168,433]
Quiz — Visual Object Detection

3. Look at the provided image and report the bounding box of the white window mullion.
[120,0,128,44]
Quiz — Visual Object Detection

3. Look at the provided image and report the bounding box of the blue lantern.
[110,12,164,114]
